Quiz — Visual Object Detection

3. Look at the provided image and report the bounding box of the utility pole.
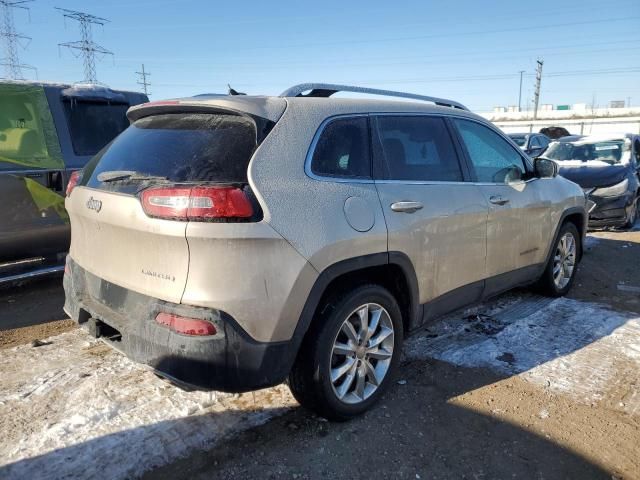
[518,70,525,112]
[56,7,112,84]
[136,63,150,96]
[0,0,33,80]
[532,59,543,120]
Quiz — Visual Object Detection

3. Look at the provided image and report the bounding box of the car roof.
[128,83,482,124]
[128,94,482,124]
[0,79,143,96]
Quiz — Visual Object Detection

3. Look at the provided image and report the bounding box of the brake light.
[66,170,81,196]
[140,186,253,220]
[155,312,217,336]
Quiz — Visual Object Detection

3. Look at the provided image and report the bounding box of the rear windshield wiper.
[97,171,169,183]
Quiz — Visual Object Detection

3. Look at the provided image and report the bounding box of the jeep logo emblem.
[86,197,102,213]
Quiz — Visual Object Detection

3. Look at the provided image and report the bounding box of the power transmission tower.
[56,7,112,84]
[136,63,150,96]
[0,0,34,80]
[532,59,543,120]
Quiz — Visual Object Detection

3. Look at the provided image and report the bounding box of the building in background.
[481,102,640,136]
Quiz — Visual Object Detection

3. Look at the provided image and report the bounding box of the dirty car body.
[64,84,587,419]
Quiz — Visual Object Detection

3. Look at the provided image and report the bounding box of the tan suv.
[64,84,587,420]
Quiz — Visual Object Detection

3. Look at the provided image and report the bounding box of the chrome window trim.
[304,111,535,186]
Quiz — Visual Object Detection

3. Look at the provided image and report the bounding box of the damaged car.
[64,83,587,420]
[543,134,640,228]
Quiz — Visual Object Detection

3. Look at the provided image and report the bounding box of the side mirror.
[534,157,558,178]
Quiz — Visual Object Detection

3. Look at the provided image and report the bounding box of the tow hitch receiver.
[87,317,122,341]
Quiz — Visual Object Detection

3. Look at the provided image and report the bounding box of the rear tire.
[536,222,580,297]
[288,284,403,421]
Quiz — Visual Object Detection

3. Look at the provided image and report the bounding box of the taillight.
[140,186,253,220]
[155,312,217,336]
[66,170,81,196]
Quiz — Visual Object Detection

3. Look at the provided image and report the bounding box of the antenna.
[56,7,112,83]
[0,0,34,80]
[136,63,150,96]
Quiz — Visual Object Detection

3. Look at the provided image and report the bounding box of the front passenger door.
[452,118,552,295]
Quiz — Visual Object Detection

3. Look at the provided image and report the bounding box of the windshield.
[63,100,130,156]
[509,135,526,147]
[544,139,629,165]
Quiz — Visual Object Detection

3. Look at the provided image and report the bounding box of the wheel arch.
[545,206,587,264]
[283,252,420,374]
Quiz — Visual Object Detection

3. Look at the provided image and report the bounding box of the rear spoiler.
[127,96,287,123]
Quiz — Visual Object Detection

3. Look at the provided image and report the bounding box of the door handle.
[391,201,424,213]
[489,195,510,206]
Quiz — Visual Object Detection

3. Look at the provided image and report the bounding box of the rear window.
[509,135,526,147]
[63,101,130,156]
[84,113,257,191]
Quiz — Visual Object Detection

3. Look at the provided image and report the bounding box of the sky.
[5,0,640,111]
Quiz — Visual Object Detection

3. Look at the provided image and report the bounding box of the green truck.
[0,81,147,283]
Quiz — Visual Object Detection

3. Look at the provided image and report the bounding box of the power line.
[56,7,113,83]
[136,63,150,96]
[194,16,640,53]
[0,0,34,80]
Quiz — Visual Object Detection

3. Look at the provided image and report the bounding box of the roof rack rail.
[279,83,468,111]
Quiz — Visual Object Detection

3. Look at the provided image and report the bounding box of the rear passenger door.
[372,115,488,321]
[451,118,552,295]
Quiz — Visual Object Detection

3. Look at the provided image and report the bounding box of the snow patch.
[0,330,295,480]
[407,295,640,415]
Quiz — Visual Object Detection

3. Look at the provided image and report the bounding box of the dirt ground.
[0,276,74,349]
[1,227,639,480]
[148,228,640,480]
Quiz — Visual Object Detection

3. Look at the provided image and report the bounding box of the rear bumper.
[63,258,293,392]
[587,192,634,228]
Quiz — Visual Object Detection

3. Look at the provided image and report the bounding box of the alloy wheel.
[329,303,394,404]
[553,232,577,289]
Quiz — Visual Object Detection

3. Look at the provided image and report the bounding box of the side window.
[634,139,640,165]
[454,119,526,183]
[310,117,370,178]
[0,84,64,170]
[530,136,541,148]
[374,116,462,181]
[539,135,550,148]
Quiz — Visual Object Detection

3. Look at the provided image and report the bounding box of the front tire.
[288,284,403,421]
[536,222,580,297]
[623,196,638,229]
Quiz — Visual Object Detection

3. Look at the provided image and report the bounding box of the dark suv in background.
[0,81,147,283]
[543,134,640,229]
